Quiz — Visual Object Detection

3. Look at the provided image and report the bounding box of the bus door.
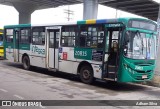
[103,23,123,81]
[13,29,20,62]
[46,27,60,69]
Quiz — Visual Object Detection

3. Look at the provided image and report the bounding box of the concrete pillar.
[12,2,37,24]
[18,11,32,24]
[83,0,98,20]
[155,5,160,74]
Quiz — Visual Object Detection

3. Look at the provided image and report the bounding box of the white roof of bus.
[31,21,77,27]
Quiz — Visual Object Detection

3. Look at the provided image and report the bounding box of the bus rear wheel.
[80,66,94,84]
[22,56,30,70]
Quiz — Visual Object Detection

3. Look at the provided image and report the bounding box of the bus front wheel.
[22,56,30,70]
[80,66,94,84]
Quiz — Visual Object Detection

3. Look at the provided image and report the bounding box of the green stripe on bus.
[4,24,31,28]
[19,44,30,50]
[5,43,30,50]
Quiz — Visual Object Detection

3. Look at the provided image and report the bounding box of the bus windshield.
[124,31,156,59]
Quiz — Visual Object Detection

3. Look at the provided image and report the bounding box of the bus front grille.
[136,70,152,74]
[132,70,153,80]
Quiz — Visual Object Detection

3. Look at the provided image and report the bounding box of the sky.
[0,0,159,28]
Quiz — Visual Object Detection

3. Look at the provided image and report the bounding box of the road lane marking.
[14,94,24,100]
[0,89,8,92]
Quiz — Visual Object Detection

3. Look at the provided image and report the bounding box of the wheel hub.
[83,70,91,79]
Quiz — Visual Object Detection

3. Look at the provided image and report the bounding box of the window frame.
[19,28,31,44]
[79,24,105,49]
[61,25,78,47]
[32,27,45,45]
[5,28,14,43]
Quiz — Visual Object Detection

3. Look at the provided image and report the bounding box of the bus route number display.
[74,48,92,60]
[74,48,103,61]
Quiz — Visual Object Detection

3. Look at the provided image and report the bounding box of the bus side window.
[6,29,13,42]
[61,26,77,47]
[79,25,104,48]
[97,29,104,48]
[20,28,31,44]
[79,26,87,47]
[32,27,45,45]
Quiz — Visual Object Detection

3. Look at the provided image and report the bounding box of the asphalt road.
[0,60,160,109]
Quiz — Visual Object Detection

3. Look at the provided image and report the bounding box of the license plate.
[142,75,147,79]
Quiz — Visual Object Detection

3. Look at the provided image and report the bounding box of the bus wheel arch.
[22,53,30,70]
[77,61,94,84]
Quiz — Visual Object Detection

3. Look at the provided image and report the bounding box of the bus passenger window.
[61,26,77,47]
[20,28,31,44]
[40,32,45,45]
[80,26,87,47]
[6,29,13,42]
[32,27,45,45]
[97,30,104,48]
[79,25,104,48]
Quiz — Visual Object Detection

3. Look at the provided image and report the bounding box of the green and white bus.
[4,18,158,84]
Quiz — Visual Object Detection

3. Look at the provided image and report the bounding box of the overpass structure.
[0,0,159,24]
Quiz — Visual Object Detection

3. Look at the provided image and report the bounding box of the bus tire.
[80,65,94,84]
[22,56,30,70]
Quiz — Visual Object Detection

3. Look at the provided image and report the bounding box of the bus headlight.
[124,64,134,74]
[124,64,128,70]
[128,68,131,73]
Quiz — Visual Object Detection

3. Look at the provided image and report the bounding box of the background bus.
[4,18,157,84]
[0,29,3,57]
